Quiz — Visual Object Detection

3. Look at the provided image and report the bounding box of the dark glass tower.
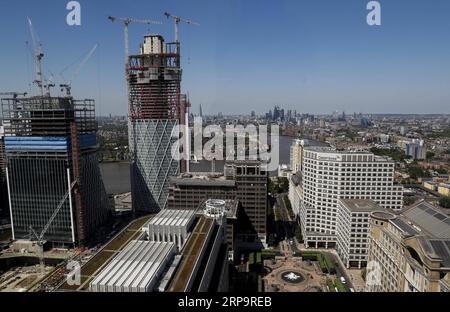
[1,95,109,246]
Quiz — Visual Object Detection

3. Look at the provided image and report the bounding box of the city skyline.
[0,0,450,116]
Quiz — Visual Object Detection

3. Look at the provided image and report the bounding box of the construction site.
[0,12,200,292]
[0,18,111,291]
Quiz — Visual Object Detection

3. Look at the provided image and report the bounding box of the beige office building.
[366,201,450,292]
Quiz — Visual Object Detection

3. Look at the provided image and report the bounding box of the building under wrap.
[1,95,109,246]
[128,35,184,212]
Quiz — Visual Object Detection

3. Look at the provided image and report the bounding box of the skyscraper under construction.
[1,94,109,246]
[128,35,185,212]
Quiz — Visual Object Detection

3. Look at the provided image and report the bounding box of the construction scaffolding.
[128,39,181,120]
[1,97,96,137]
[1,95,109,246]
[128,35,183,213]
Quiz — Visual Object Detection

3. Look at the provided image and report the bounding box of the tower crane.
[28,180,78,276]
[27,17,44,96]
[163,12,199,49]
[59,44,98,96]
[107,16,162,65]
[0,92,27,99]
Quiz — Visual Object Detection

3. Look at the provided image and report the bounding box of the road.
[274,193,355,291]
[274,193,299,256]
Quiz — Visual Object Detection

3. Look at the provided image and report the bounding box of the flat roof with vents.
[402,201,450,239]
[89,240,175,292]
[146,209,196,228]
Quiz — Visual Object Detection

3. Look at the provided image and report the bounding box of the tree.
[294,225,303,243]
[278,177,289,193]
[426,152,435,160]
[267,234,276,247]
[439,197,450,209]
[404,197,417,206]
[407,166,431,180]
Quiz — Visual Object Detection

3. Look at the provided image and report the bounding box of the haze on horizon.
[0,0,450,116]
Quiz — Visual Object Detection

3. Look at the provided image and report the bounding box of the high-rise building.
[128,35,183,212]
[398,139,427,160]
[366,201,450,292]
[225,161,268,244]
[0,125,7,221]
[168,160,268,245]
[299,147,403,248]
[290,140,303,173]
[290,139,328,173]
[335,199,386,269]
[1,95,109,245]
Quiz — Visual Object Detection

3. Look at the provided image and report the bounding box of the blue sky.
[1,0,450,116]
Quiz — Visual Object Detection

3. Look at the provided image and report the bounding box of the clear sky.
[1,0,450,116]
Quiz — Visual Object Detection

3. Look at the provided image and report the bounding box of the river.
[99,136,298,194]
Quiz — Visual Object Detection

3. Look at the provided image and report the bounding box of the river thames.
[100,135,297,194]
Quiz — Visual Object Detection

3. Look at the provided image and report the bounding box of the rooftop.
[339,199,382,212]
[169,216,214,292]
[145,209,196,228]
[391,217,420,236]
[200,199,239,219]
[90,240,175,291]
[370,211,397,221]
[402,201,450,239]
[304,146,371,154]
[171,172,235,187]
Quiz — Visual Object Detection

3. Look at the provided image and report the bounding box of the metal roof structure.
[143,209,196,250]
[147,209,196,228]
[391,217,420,236]
[90,240,176,292]
[402,201,450,239]
[427,239,450,268]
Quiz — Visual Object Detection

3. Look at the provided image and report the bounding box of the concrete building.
[224,161,268,245]
[168,160,268,246]
[91,208,230,292]
[90,240,176,292]
[366,201,450,292]
[168,214,228,292]
[336,199,385,269]
[278,164,291,177]
[199,199,240,261]
[290,139,327,173]
[168,172,236,211]
[300,147,403,248]
[1,95,109,246]
[437,183,450,197]
[143,209,196,250]
[423,181,438,192]
[398,139,427,161]
[288,173,302,218]
[128,35,185,213]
